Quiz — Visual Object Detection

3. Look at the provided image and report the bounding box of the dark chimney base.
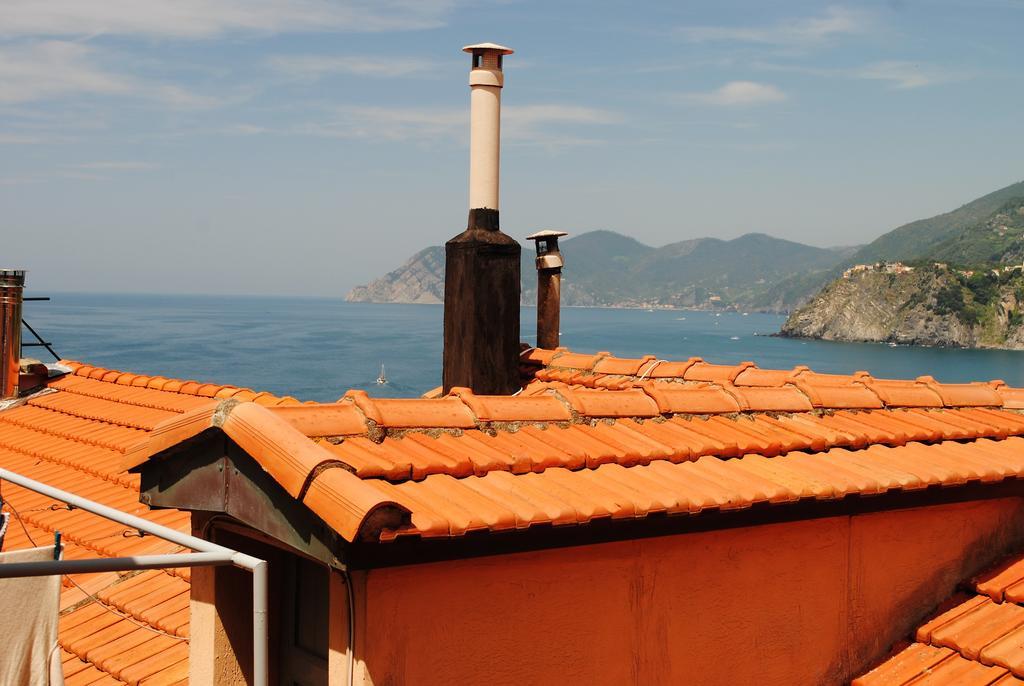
[443,213,521,395]
[467,207,500,231]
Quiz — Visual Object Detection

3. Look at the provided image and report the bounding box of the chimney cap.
[526,230,568,241]
[0,269,25,286]
[463,43,514,55]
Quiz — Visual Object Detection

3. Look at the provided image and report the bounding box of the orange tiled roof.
[124,348,1024,544]
[854,553,1024,685]
[0,361,296,685]
[11,352,1024,685]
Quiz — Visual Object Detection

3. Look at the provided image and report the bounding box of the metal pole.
[0,269,25,399]
[0,467,229,555]
[252,559,268,686]
[0,551,233,578]
[0,467,268,686]
[21,318,60,361]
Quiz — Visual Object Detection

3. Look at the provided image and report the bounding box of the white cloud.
[223,124,271,136]
[677,6,868,47]
[57,170,107,181]
[0,174,44,185]
[63,161,158,170]
[755,60,962,90]
[0,133,48,144]
[855,61,953,89]
[262,103,619,147]
[0,41,131,104]
[505,104,621,128]
[680,81,787,107]
[295,106,464,141]
[0,0,456,38]
[0,40,225,107]
[150,84,227,108]
[267,54,442,80]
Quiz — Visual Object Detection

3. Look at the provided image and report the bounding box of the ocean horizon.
[22,291,1024,402]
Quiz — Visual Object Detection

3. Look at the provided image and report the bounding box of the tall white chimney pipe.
[443,43,520,395]
[463,43,513,219]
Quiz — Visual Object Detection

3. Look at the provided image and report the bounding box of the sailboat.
[376,363,388,385]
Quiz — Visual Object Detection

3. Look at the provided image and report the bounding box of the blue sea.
[21,292,1024,402]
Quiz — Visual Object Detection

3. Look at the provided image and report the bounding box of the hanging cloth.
[0,545,65,686]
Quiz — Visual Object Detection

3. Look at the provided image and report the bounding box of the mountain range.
[347,231,856,311]
[347,179,1024,316]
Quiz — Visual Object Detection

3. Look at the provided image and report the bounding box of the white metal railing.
[0,467,268,686]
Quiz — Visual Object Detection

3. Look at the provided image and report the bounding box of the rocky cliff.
[346,246,446,304]
[780,267,1024,349]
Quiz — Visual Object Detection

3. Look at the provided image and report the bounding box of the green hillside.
[851,180,1024,264]
[927,197,1024,266]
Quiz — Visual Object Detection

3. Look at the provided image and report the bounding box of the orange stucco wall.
[352,498,1024,686]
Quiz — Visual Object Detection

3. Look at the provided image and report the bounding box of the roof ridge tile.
[60,360,291,406]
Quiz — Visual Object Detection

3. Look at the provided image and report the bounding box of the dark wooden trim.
[342,480,1024,570]
[138,436,346,567]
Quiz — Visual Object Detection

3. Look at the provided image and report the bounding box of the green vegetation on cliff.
[783,194,1024,349]
[782,265,1024,349]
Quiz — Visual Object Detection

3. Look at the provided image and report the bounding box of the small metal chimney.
[0,269,25,400]
[443,43,521,395]
[527,231,568,349]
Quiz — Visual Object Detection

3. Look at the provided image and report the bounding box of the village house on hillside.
[6,44,1024,686]
[843,262,916,279]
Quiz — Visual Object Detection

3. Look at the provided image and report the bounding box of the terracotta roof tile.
[343,390,477,429]
[268,403,369,437]
[552,352,606,372]
[682,360,756,383]
[976,558,1024,604]
[358,436,1024,539]
[858,550,1024,684]
[448,388,572,423]
[731,366,802,387]
[0,361,270,684]
[918,377,1004,407]
[28,352,1024,684]
[640,381,741,414]
[592,354,658,376]
[860,379,945,408]
[725,384,815,413]
[557,388,660,418]
[794,379,884,409]
[853,643,956,685]
[993,383,1024,410]
[644,359,702,379]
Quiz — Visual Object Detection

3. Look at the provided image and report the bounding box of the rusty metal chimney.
[443,43,521,395]
[527,231,568,349]
[0,269,25,400]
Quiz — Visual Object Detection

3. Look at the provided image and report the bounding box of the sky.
[2,0,1023,296]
